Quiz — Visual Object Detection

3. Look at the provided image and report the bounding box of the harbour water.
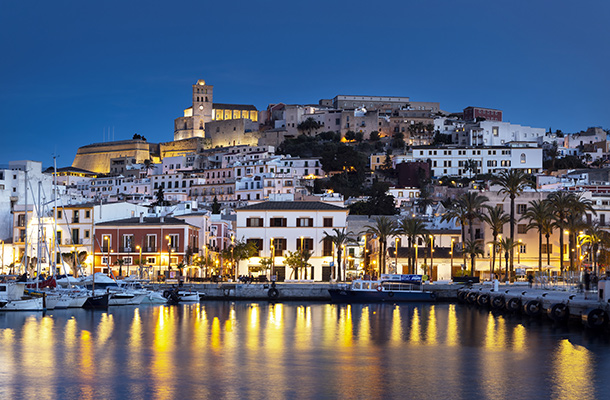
[0,302,609,400]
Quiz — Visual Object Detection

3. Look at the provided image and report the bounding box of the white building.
[235,201,349,281]
[395,144,543,177]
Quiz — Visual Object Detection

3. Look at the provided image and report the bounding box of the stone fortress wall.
[71,140,158,174]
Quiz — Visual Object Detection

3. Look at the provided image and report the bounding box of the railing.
[146,246,157,252]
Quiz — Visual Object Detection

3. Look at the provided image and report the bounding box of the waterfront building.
[94,215,199,280]
[235,201,349,281]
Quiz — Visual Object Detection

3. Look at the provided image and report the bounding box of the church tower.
[174,79,214,141]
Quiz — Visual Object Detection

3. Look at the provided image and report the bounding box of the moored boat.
[328,274,436,303]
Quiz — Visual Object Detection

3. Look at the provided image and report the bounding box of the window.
[85,230,90,239]
[517,224,527,234]
[146,235,156,251]
[246,217,263,227]
[272,238,287,256]
[123,256,133,265]
[72,228,79,244]
[73,210,80,223]
[322,238,333,257]
[323,217,333,227]
[296,238,314,252]
[517,204,526,214]
[57,210,62,219]
[541,244,553,254]
[147,257,156,264]
[270,218,287,227]
[519,244,526,254]
[492,126,499,136]
[601,214,606,226]
[168,234,179,250]
[122,234,134,251]
[296,218,313,227]
[520,153,526,164]
[247,239,263,257]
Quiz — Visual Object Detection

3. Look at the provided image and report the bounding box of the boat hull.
[0,297,45,311]
[83,293,110,309]
[328,289,436,303]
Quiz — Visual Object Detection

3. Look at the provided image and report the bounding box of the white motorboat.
[0,282,45,311]
[83,274,146,306]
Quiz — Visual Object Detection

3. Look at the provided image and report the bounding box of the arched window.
[205,96,209,102]
[520,153,526,163]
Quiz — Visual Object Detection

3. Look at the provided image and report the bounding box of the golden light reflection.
[426,305,437,345]
[80,330,95,383]
[446,304,458,346]
[339,305,354,348]
[551,340,595,400]
[359,306,371,346]
[409,308,421,344]
[390,306,402,345]
[512,324,526,352]
[295,305,312,351]
[152,306,175,400]
[0,329,15,398]
[128,308,143,374]
[96,313,114,346]
[211,317,221,351]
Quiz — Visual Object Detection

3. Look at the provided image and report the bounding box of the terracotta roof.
[237,201,346,211]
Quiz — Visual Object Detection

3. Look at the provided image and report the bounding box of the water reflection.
[0,303,607,399]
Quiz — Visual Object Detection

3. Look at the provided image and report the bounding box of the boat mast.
[53,156,58,278]
[23,169,28,276]
[36,181,41,289]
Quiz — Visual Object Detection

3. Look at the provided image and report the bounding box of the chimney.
[139,212,144,223]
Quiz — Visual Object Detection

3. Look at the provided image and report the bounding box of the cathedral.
[173,79,258,141]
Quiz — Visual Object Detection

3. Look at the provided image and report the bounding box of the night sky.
[1,0,608,167]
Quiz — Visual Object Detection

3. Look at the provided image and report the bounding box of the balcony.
[65,238,83,245]
[145,246,157,252]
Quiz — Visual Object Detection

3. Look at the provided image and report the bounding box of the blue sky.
[1,0,608,167]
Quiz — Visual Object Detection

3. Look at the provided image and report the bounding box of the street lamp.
[270,238,275,281]
[395,237,399,275]
[136,245,142,279]
[450,238,455,270]
[300,236,304,280]
[166,235,171,279]
[104,236,111,274]
[429,234,434,280]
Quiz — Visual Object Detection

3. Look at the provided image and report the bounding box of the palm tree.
[564,212,588,272]
[547,192,595,273]
[461,192,489,242]
[492,169,534,281]
[441,199,469,269]
[521,200,551,273]
[363,216,398,276]
[397,216,429,274]
[321,228,355,281]
[481,206,510,277]
[581,223,603,275]
[463,239,484,276]
[498,237,518,281]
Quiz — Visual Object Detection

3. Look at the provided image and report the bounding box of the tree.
[345,130,356,141]
[521,200,552,273]
[355,131,364,143]
[363,216,398,275]
[258,257,274,279]
[460,192,489,242]
[348,182,398,216]
[498,237,518,281]
[369,131,380,141]
[463,239,484,276]
[321,228,355,281]
[152,186,170,207]
[221,239,258,278]
[114,258,126,277]
[211,196,221,214]
[464,159,479,179]
[441,198,469,269]
[61,251,87,278]
[297,117,322,135]
[492,169,534,281]
[547,192,595,273]
[282,250,312,280]
[481,206,510,277]
[397,216,429,274]
[581,223,603,275]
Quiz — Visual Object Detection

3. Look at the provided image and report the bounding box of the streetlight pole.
[394,237,399,275]
[300,236,304,280]
[518,239,522,264]
[136,245,142,279]
[166,235,171,281]
[450,238,455,271]
[429,234,434,281]
[415,244,418,275]
[270,238,275,281]
[231,234,235,280]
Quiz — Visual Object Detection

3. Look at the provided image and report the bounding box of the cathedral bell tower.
[193,79,213,135]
